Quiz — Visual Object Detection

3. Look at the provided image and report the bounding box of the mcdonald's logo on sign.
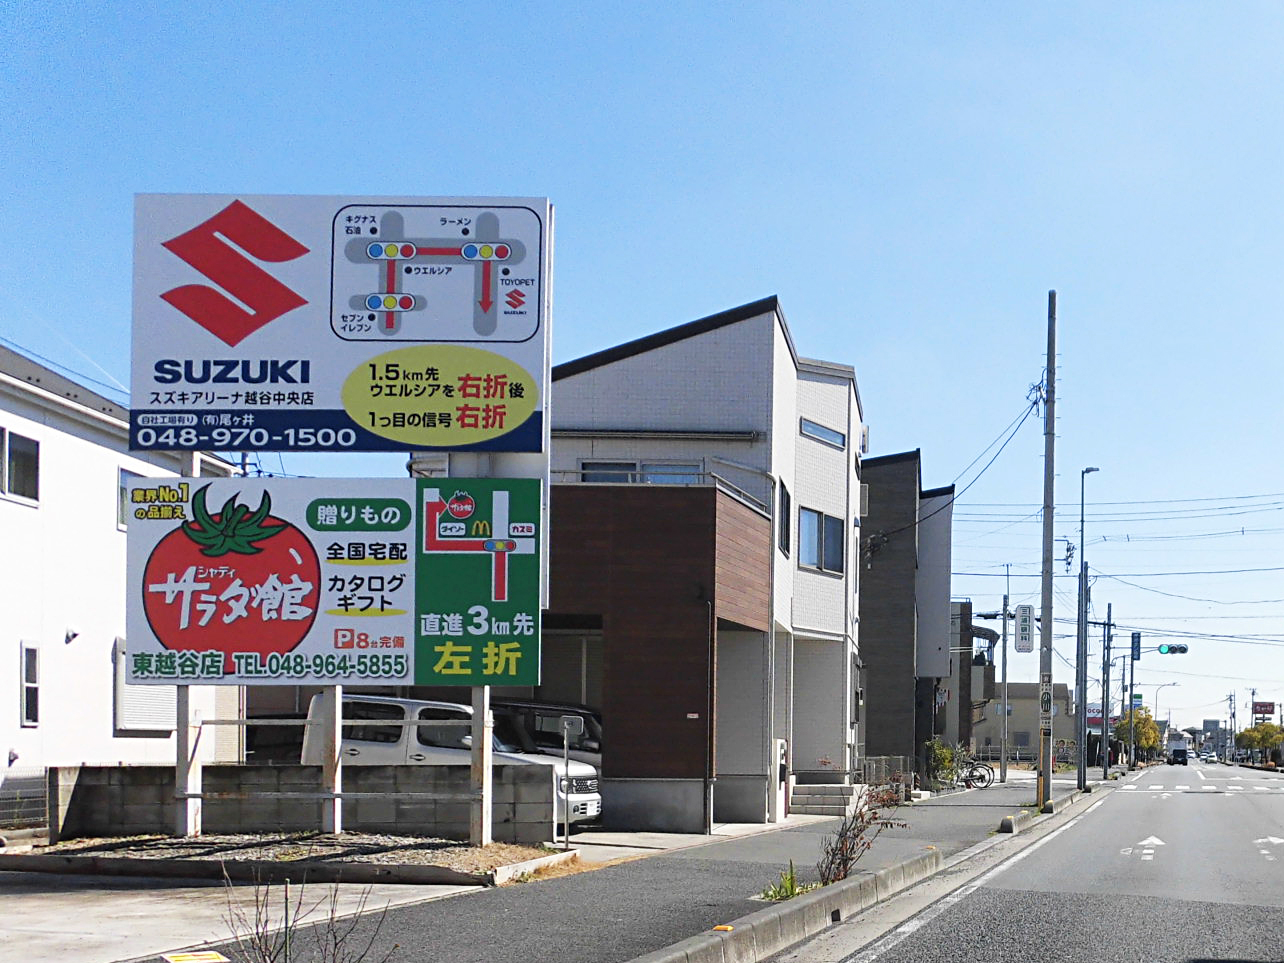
[470,520,492,537]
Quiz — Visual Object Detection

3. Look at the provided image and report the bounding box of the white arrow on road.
[1253,836,1284,846]
[1138,836,1166,847]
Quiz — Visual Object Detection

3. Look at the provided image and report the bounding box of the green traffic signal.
[1157,643,1188,654]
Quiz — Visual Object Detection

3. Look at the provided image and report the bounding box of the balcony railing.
[551,469,769,515]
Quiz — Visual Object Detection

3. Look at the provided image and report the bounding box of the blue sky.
[4,1,1283,732]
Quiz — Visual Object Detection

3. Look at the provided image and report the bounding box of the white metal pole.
[175,450,201,837]
[319,685,343,833]
[470,685,493,846]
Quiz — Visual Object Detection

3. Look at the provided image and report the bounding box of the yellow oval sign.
[342,345,539,447]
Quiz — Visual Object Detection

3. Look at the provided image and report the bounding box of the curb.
[998,785,1092,834]
[492,848,580,885]
[623,849,943,963]
[0,851,493,887]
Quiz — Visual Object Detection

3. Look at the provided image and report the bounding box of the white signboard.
[125,476,542,686]
[131,194,550,452]
[1014,603,1034,653]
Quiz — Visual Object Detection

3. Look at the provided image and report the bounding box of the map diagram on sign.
[421,487,536,603]
[331,205,541,343]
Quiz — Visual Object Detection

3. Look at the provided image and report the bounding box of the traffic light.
[1157,643,1188,654]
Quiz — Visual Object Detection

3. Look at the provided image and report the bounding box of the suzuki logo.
[505,289,526,310]
[160,201,310,347]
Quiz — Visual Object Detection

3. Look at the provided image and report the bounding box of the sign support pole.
[319,685,343,833]
[175,451,202,837]
[471,685,493,846]
[1129,641,1137,769]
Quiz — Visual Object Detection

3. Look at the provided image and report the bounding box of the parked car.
[492,698,603,768]
[300,694,602,824]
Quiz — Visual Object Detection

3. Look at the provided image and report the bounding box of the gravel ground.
[38,832,549,874]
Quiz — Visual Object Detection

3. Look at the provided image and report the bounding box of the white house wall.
[0,378,227,773]
[769,320,798,619]
[790,367,856,637]
[555,309,776,468]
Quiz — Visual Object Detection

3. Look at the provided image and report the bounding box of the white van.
[301,694,602,824]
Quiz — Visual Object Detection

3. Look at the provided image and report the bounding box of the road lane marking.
[841,797,1109,963]
[1175,785,1190,790]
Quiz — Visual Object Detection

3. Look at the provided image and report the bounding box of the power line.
[864,393,1039,557]
[1091,570,1284,605]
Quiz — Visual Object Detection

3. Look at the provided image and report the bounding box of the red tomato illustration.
[446,490,475,519]
[141,486,320,670]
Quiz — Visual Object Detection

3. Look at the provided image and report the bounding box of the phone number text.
[134,427,359,449]
[232,652,409,679]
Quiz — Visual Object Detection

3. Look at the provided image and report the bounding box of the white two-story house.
[540,296,866,830]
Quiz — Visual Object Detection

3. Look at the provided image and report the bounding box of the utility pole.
[1000,572,1010,784]
[1100,604,1113,779]
[1076,466,1098,791]
[1037,290,1057,810]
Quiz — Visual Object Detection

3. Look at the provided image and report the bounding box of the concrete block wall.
[48,764,555,845]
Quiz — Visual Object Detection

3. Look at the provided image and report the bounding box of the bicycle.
[953,757,994,789]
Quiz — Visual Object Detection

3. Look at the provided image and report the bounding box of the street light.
[1076,467,1098,791]
[1154,681,1179,733]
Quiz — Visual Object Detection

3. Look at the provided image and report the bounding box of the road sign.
[126,476,541,685]
[1015,604,1034,652]
[131,194,551,453]
[1132,692,1144,705]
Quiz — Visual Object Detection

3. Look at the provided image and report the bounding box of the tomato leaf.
[182,486,290,557]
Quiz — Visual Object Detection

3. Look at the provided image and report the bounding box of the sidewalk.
[0,772,1099,963]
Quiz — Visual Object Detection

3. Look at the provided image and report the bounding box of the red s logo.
[160,201,310,346]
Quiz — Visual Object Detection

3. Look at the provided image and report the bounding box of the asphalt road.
[785,761,1284,963]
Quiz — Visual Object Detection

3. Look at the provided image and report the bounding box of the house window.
[2,429,39,501]
[1014,731,1030,748]
[119,469,142,528]
[639,462,701,484]
[824,514,845,573]
[778,483,791,556]
[799,418,846,450]
[20,643,38,726]
[580,461,703,484]
[580,461,636,483]
[799,507,845,574]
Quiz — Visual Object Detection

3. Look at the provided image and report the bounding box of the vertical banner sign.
[126,477,540,686]
[131,195,550,453]
[1014,604,1035,653]
[416,478,541,686]
[1039,672,1053,731]
[1131,631,1141,661]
